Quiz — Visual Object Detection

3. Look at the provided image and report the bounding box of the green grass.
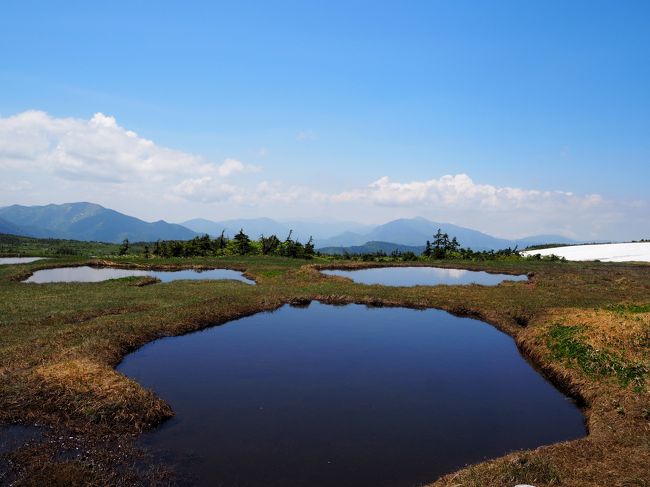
[606,303,650,314]
[547,324,648,389]
[1,252,650,485]
[0,233,149,257]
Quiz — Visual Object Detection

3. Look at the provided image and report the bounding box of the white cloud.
[216,158,260,177]
[171,177,237,203]
[0,110,258,185]
[0,110,646,240]
[230,181,328,206]
[330,174,603,211]
[0,179,31,191]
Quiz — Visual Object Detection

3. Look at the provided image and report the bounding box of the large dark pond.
[321,266,527,286]
[0,257,44,265]
[118,303,584,487]
[23,266,254,284]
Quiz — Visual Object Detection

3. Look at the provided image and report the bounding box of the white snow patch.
[521,242,650,263]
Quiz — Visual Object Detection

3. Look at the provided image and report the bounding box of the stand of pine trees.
[146,226,558,263]
[151,230,315,259]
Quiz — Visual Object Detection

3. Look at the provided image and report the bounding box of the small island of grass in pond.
[321,266,527,286]
[118,302,584,487]
[23,266,255,284]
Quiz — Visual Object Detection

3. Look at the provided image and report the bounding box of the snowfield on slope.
[521,242,650,262]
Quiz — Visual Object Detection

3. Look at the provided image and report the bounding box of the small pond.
[321,266,527,286]
[23,266,255,284]
[0,257,45,265]
[118,302,584,487]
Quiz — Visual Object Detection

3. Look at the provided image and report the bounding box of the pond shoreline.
[1,257,648,486]
[116,302,585,487]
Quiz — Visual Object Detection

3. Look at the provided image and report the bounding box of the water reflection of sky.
[118,302,583,487]
[322,266,527,286]
[23,266,255,284]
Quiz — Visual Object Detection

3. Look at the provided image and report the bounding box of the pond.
[118,302,584,487]
[0,257,44,265]
[23,266,255,284]
[321,266,528,286]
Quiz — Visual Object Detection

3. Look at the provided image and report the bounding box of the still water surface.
[0,257,44,265]
[23,266,254,284]
[322,266,527,286]
[118,302,584,487]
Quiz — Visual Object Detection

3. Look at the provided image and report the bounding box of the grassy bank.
[1,255,649,486]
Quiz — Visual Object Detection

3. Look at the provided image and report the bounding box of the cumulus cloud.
[216,158,260,177]
[0,110,258,185]
[171,177,238,203]
[330,174,604,211]
[0,110,644,239]
[170,159,260,202]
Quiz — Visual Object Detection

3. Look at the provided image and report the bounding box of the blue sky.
[1,1,649,239]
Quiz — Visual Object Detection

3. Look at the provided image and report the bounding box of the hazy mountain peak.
[0,202,196,243]
[0,203,581,249]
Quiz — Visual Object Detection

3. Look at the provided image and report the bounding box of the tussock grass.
[454,453,560,486]
[1,255,650,485]
[32,359,172,430]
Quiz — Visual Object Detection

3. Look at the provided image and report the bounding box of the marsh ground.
[0,255,649,486]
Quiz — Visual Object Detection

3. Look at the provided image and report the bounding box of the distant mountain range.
[314,217,578,251]
[181,217,373,244]
[0,202,579,250]
[0,203,196,243]
[183,217,293,241]
[0,217,25,236]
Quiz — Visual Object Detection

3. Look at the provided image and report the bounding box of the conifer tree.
[423,240,432,257]
[233,229,251,255]
[217,229,227,251]
[119,238,129,256]
[304,236,315,258]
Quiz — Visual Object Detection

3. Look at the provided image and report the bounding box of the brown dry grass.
[0,255,649,485]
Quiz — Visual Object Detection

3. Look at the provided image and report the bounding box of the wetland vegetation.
[0,234,649,486]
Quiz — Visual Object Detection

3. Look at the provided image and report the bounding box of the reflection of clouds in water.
[23,266,255,284]
[428,268,467,280]
[25,266,148,283]
[322,267,526,287]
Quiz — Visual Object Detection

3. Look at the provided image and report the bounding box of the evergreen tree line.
[421,228,523,260]
[148,230,315,259]
[116,227,564,263]
[337,228,563,262]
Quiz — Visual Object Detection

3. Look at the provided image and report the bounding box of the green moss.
[547,324,647,390]
[605,303,650,314]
